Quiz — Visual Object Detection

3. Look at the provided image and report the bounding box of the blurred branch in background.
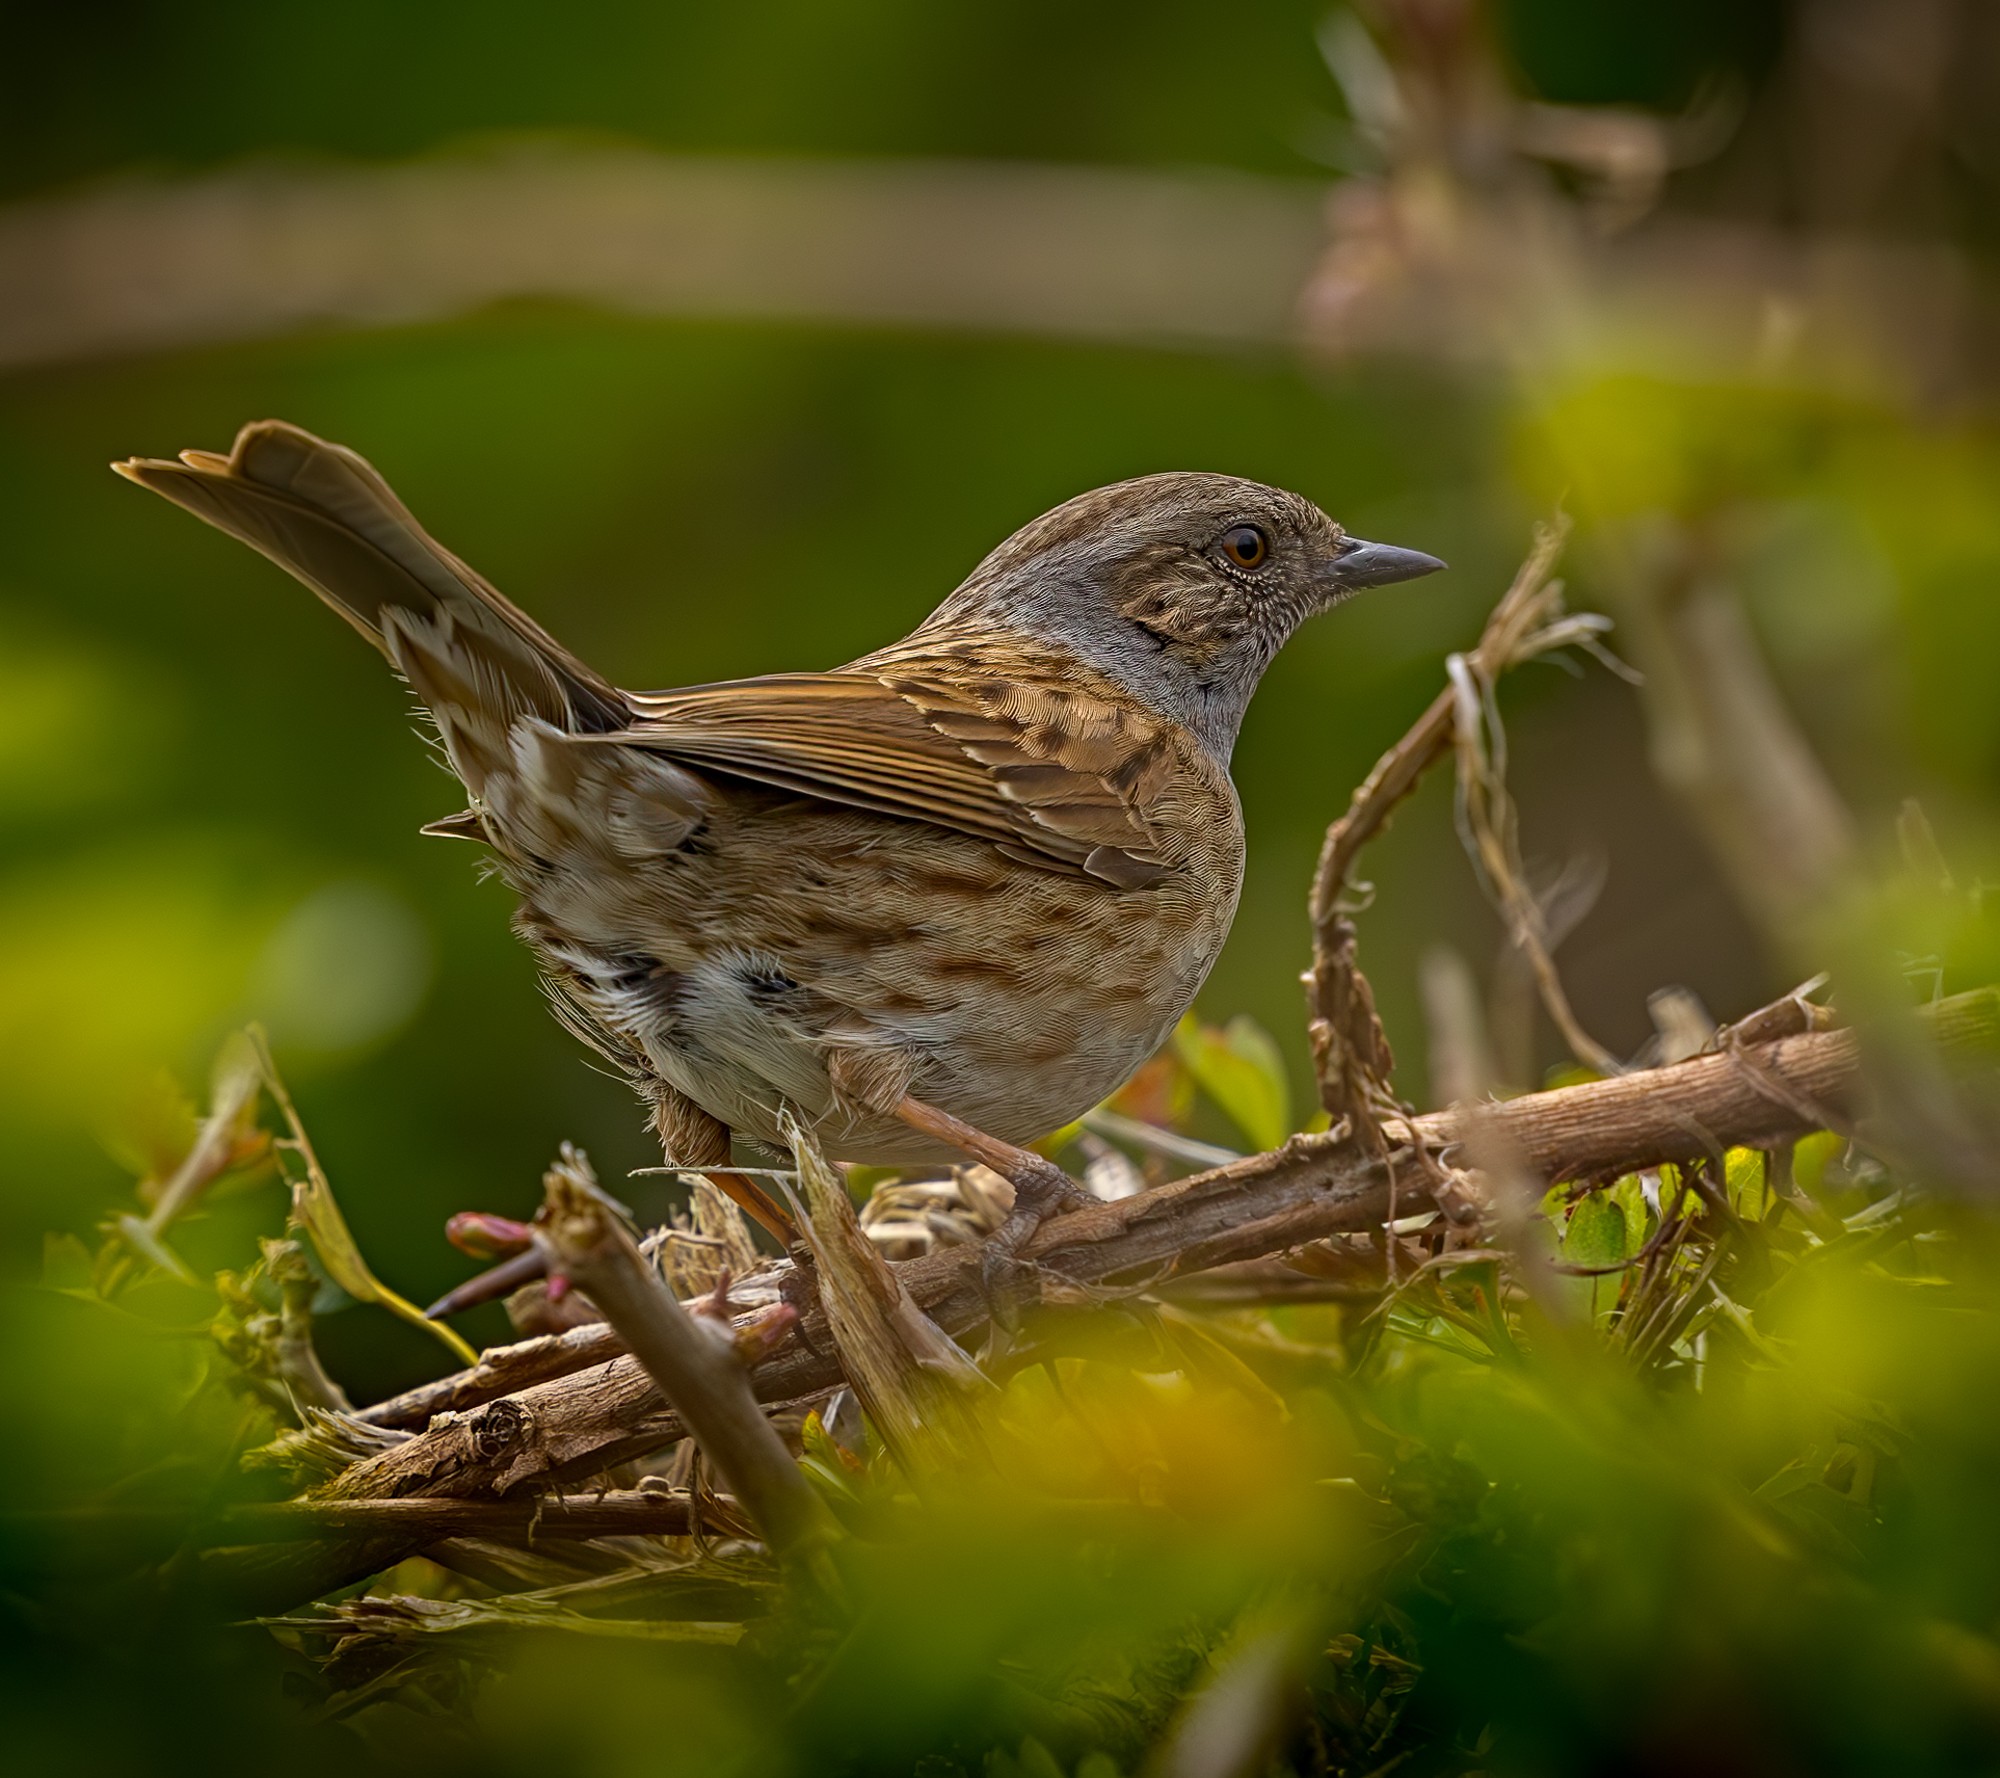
[1603,514,1857,943]
[1297,0,2000,402]
[1292,0,1999,1006]
[0,146,1327,368]
[0,122,1989,396]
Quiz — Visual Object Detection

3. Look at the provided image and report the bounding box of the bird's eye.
[1220,525,1269,569]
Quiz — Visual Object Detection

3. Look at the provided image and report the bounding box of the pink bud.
[446,1212,535,1259]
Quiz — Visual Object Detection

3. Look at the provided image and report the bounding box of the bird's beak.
[1324,536,1447,597]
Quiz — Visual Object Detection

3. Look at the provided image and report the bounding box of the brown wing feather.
[118,422,1181,888]
[618,669,1177,888]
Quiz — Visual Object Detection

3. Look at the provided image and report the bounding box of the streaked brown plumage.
[115,422,1441,1245]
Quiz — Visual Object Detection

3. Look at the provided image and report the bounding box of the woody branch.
[282,991,1993,1539]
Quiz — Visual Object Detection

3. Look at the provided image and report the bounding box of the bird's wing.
[615,670,1181,888]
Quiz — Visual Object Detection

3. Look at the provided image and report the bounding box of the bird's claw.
[974,1156,1091,1359]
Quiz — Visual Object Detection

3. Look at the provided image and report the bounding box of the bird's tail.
[115,421,630,798]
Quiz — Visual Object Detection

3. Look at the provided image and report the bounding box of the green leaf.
[1725,1147,1768,1218]
[1563,1193,1627,1271]
[1755,1449,1833,1503]
[1608,1172,1654,1247]
[1562,1192,1628,1323]
[254,1032,476,1367]
[1793,1130,1843,1198]
[1173,1013,1291,1151]
[998,1741,1068,1778]
[799,1411,863,1504]
[287,1163,475,1367]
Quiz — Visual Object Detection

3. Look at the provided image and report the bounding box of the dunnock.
[115,423,1441,1271]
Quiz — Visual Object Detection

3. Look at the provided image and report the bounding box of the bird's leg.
[891,1094,1093,1326]
[652,1087,800,1245]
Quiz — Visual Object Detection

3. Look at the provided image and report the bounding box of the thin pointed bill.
[1327,537,1448,592]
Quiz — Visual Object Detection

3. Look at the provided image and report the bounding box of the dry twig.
[529,1147,835,1575]
[215,1491,698,1541]
[781,1113,990,1476]
[1306,517,1622,1160]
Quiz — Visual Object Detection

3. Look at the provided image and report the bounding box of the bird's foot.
[889,1095,1093,1357]
[977,1153,1094,1346]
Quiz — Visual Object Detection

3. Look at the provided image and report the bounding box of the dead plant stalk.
[529,1148,836,1574]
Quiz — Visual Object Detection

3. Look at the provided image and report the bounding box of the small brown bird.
[115,423,1441,1271]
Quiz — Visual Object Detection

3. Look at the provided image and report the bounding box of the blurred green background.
[5,2,2000,1773]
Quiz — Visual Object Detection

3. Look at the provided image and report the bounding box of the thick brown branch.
[314,991,1996,1557]
[185,1487,710,1611]
[357,1321,625,1429]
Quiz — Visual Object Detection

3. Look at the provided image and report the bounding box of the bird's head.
[919,472,1445,758]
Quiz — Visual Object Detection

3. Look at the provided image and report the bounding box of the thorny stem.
[1306,516,1624,1139]
[1308,520,1576,931]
